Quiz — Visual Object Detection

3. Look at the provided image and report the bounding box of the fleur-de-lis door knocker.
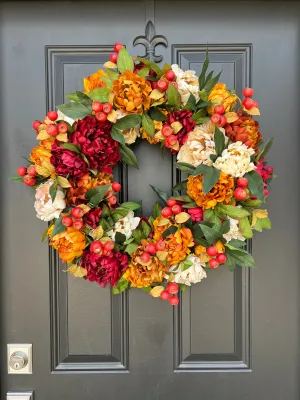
[133,20,168,63]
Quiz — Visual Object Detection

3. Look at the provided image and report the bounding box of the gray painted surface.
[0,1,299,399]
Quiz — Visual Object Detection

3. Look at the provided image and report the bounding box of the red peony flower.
[70,116,120,170]
[81,250,129,287]
[50,142,88,179]
[255,158,274,197]
[168,110,195,147]
[187,207,203,222]
[84,207,102,229]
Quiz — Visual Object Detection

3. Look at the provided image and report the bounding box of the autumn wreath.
[13,43,274,305]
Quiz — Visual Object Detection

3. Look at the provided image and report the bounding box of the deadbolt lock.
[7,344,32,374]
[9,351,28,370]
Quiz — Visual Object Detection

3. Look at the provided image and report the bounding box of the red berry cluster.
[33,111,68,137]
[161,199,182,218]
[62,207,85,230]
[17,165,37,186]
[206,246,227,269]
[151,69,176,93]
[90,239,115,256]
[92,102,113,123]
[109,42,123,64]
[160,282,179,306]
[242,87,258,110]
[210,104,227,127]
[234,177,249,200]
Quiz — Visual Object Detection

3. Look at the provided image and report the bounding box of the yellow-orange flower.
[165,228,194,265]
[141,120,164,144]
[195,240,225,263]
[239,116,262,150]
[30,137,55,177]
[112,71,152,114]
[123,245,168,288]
[66,172,112,205]
[48,226,86,264]
[187,172,234,209]
[153,216,173,241]
[208,83,237,114]
[84,69,107,93]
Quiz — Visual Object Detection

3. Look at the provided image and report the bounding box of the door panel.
[1,1,299,399]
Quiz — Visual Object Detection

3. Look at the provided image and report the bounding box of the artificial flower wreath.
[13,43,274,306]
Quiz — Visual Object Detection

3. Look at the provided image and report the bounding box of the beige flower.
[115,110,140,144]
[223,217,246,242]
[171,64,199,106]
[213,142,255,177]
[169,254,207,286]
[34,179,66,221]
[107,211,140,241]
[177,122,226,167]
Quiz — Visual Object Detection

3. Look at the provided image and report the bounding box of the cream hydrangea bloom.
[177,122,226,167]
[213,141,255,177]
[171,64,200,106]
[34,179,66,221]
[223,217,246,242]
[107,211,140,241]
[169,254,207,286]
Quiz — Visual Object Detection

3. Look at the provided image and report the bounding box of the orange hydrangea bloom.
[165,228,194,265]
[123,245,168,288]
[225,113,262,152]
[30,137,55,177]
[66,172,112,205]
[208,83,237,115]
[48,226,86,264]
[112,71,152,114]
[153,216,173,241]
[141,120,164,144]
[84,69,107,93]
[187,172,234,209]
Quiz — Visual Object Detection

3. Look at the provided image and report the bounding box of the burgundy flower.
[168,110,195,147]
[256,158,274,196]
[81,250,129,287]
[187,207,203,222]
[70,116,120,170]
[84,207,102,229]
[50,142,88,179]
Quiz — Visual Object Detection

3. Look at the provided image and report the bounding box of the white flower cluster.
[34,180,66,221]
[171,64,200,106]
[213,142,255,177]
[169,254,207,286]
[177,122,226,167]
[107,211,140,241]
[223,217,246,242]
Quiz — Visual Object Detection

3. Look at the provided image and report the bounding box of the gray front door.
[1,1,299,399]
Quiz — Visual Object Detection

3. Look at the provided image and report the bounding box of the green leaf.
[136,57,162,76]
[52,217,66,237]
[142,114,155,137]
[117,47,134,73]
[260,217,271,229]
[252,218,263,232]
[220,219,231,234]
[10,175,23,182]
[132,228,144,244]
[217,204,250,219]
[184,93,197,110]
[66,93,79,102]
[150,185,168,204]
[106,68,119,81]
[111,126,125,145]
[199,49,209,89]
[49,181,57,203]
[199,89,208,101]
[87,87,111,103]
[204,71,222,94]
[178,283,188,293]
[182,202,197,209]
[85,184,110,201]
[115,232,126,244]
[204,71,214,87]
[202,167,220,194]
[172,195,192,202]
[240,199,263,208]
[56,102,91,119]
[114,114,142,130]
[41,225,49,242]
[225,246,255,267]
[160,62,172,76]
[199,224,222,245]
[239,217,253,239]
[227,239,246,248]
[153,202,162,219]
[141,286,152,293]
[76,91,93,109]
[172,180,187,191]
[141,220,151,238]
[125,242,139,255]
[113,276,129,294]
[137,66,150,78]
[167,83,181,109]
[119,143,139,168]
[223,252,236,272]
[182,260,193,271]
[214,126,225,156]
[203,209,220,225]
[244,171,265,201]
[256,137,274,161]
[149,108,167,122]
[191,163,209,176]
[176,162,196,174]
[61,143,81,154]
[162,225,177,238]
[121,202,141,210]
